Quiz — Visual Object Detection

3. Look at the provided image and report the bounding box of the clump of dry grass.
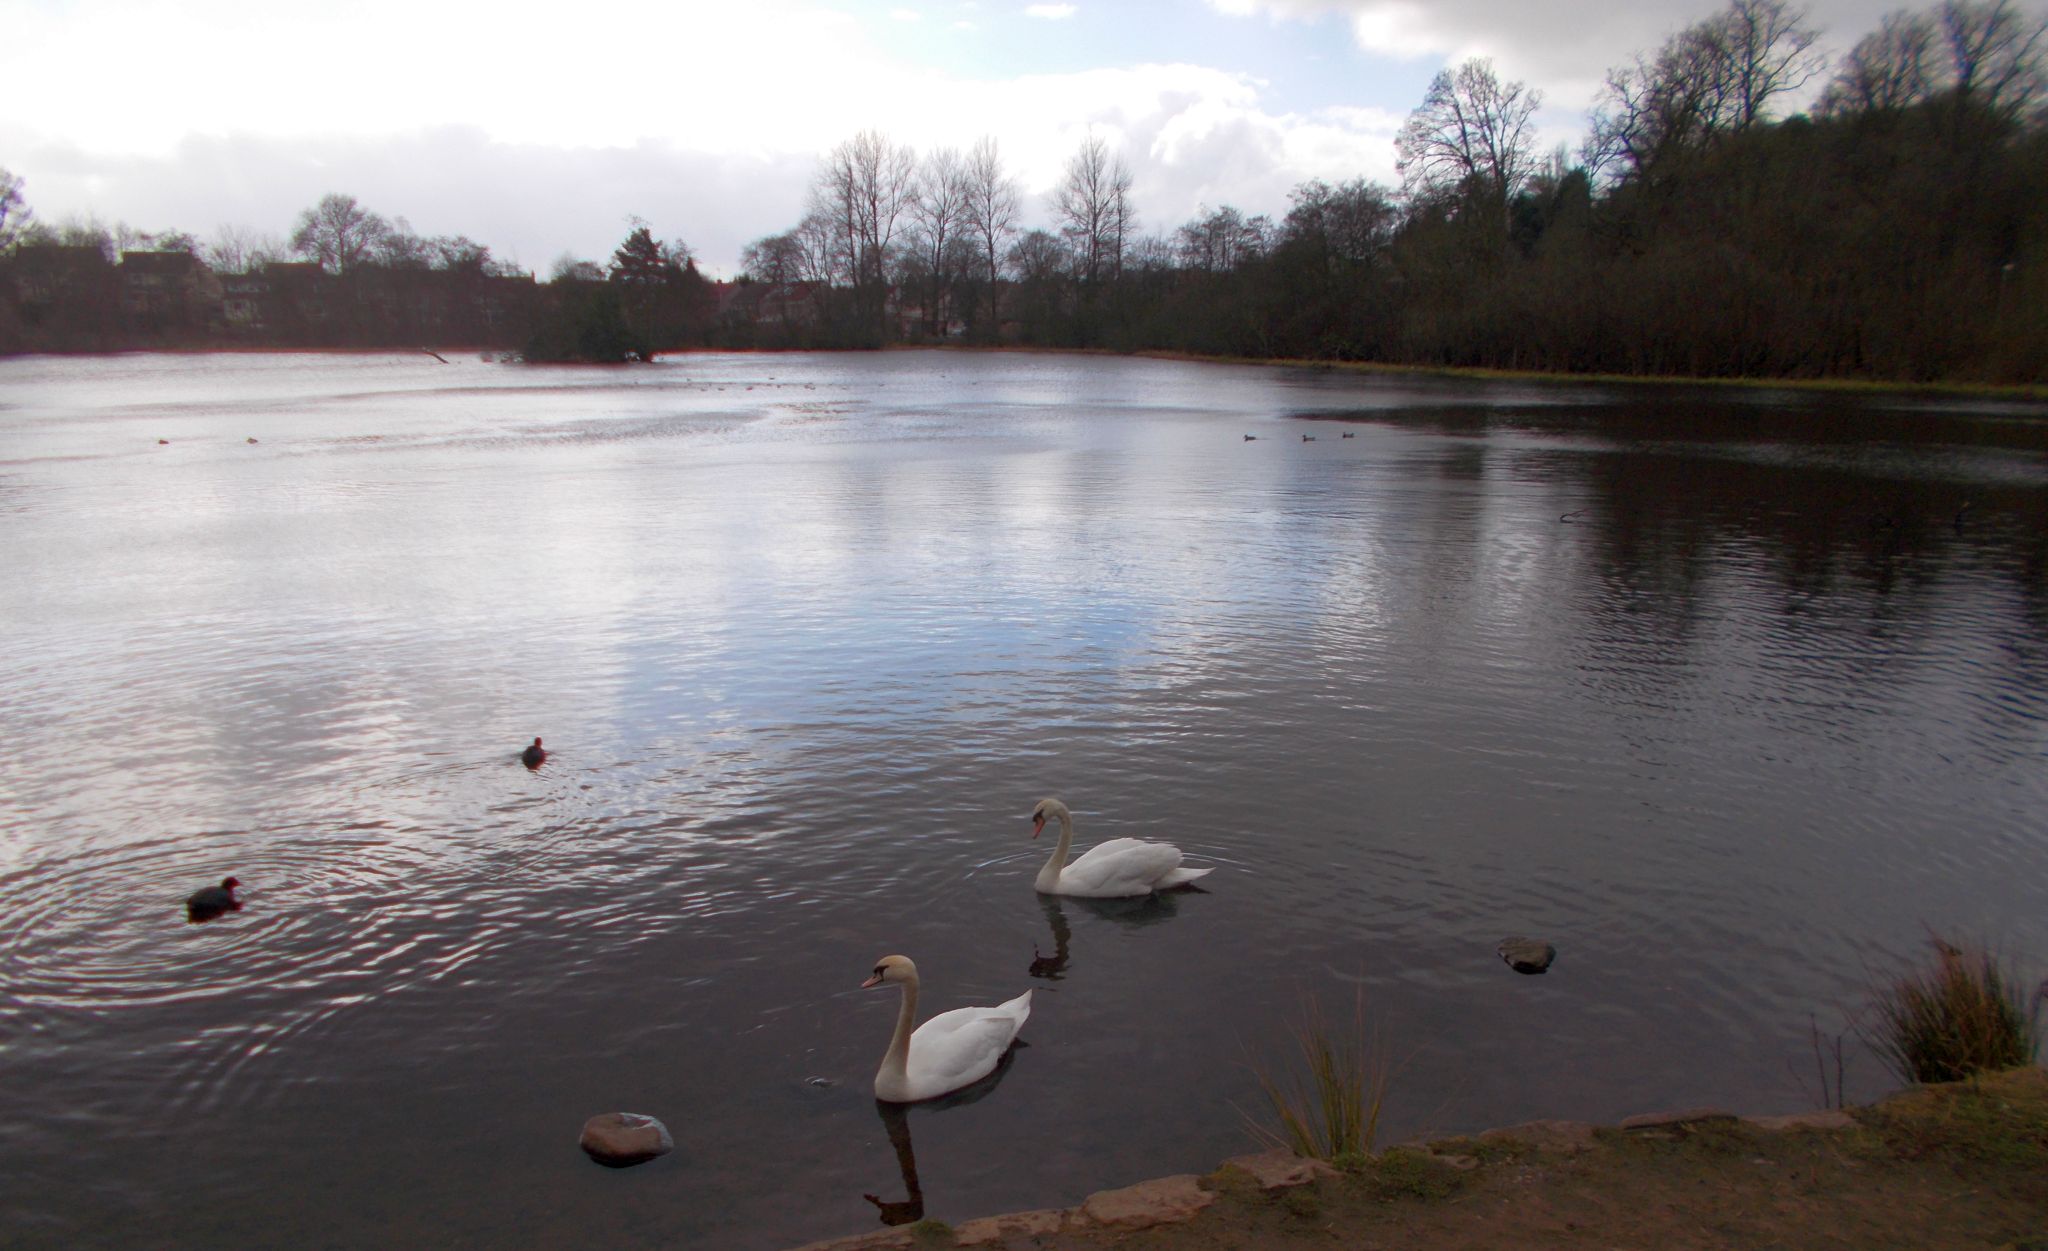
[1248,992,1390,1162]
[1870,937,2041,1086]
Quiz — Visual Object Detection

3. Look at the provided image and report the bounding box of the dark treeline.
[736,0,2047,384]
[2,0,2043,380]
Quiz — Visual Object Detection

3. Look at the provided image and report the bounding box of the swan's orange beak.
[860,973,883,989]
[1031,814,1046,839]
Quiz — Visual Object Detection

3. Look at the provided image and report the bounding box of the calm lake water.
[2,350,2045,1247]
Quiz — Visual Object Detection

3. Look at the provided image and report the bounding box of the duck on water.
[186,877,241,922]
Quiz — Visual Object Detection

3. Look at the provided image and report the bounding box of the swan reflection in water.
[860,1046,1025,1227]
[1029,895,1072,980]
[863,1101,923,1226]
[1028,891,1193,981]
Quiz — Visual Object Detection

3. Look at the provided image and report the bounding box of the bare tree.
[206,224,284,274]
[908,146,970,335]
[1717,0,1826,130]
[1006,228,1069,283]
[1395,58,1543,218]
[376,217,433,269]
[810,129,918,338]
[1818,9,1943,114]
[1939,0,2048,121]
[1282,179,1398,275]
[1587,1,1818,186]
[1174,205,1271,272]
[962,136,1021,300]
[549,254,604,283]
[0,167,32,253]
[792,209,841,288]
[291,194,391,274]
[1053,133,1136,284]
[741,232,805,286]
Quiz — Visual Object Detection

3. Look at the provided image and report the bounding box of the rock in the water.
[1498,937,1556,974]
[1076,1174,1215,1230]
[579,1112,674,1167]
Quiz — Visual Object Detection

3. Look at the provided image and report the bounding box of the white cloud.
[891,7,922,19]
[1205,0,1946,111]
[10,0,1717,274]
[1024,3,1079,18]
[3,56,1405,273]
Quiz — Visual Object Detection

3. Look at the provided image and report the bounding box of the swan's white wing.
[905,991,1031,1099]
[1059,839,1189,897]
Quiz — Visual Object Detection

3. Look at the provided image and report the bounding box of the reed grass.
[1248,991,1390,1162]
[1869,937,2042,1086]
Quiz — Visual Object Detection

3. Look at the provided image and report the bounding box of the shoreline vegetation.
[793,1067,2048,1251]
[5,0,2045,384]
[796,936,2046,1250]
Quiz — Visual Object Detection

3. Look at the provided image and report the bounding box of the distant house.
[889,288,965,340]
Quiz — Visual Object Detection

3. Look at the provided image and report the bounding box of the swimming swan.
[862,955,1031,1103]
[1030,797,1213,897]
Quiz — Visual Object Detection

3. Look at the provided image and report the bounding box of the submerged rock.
[1498,937,1556,974]
[579,1112,673,1167]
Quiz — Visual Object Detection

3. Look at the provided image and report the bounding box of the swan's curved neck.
[879,975,920,1086]
[1035,811,1076,892]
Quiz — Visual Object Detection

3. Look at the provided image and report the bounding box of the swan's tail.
[997,988,1033,1025]
[1159,865,1214,888]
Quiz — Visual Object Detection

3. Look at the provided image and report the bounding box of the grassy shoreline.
[796,1067,2048,1250]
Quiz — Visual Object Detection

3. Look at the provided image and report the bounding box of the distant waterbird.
[186,877,241,922]
[521,737,547,768]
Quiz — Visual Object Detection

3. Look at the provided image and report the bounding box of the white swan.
[1030,797,1214,897]
[862,955,1031,1103]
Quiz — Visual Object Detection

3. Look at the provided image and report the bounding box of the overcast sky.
[0,0,2007,275]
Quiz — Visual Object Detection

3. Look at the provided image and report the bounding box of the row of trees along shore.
[1,0,2043,383]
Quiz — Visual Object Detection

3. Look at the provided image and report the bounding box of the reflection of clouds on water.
[5,351,2048,1249]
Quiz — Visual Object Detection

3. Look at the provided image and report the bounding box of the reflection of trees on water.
[1559,400,2048,726]
[1322,396,2048,735]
